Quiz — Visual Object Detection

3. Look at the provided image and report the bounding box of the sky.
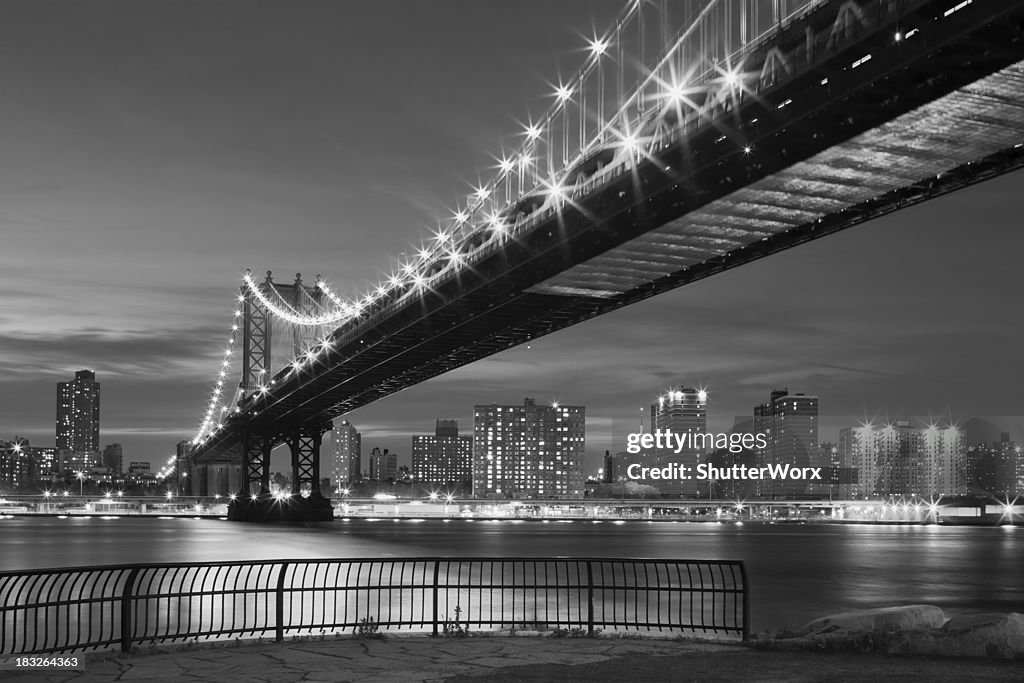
[1,1,1021,475]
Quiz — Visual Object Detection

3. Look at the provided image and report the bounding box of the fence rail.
[0,557,748,655]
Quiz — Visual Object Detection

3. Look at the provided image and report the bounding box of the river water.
[1,516,1020,630]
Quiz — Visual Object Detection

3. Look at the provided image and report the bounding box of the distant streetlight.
[75,471,85,496]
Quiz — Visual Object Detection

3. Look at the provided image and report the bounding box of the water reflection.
[0,517,1019,629]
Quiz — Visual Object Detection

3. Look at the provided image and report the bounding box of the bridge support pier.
[227,423,333,522]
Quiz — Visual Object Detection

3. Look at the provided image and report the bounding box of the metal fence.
[0,557,748,655]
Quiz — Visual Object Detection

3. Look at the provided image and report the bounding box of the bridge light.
[589,37,608,57]
[454,209,469,224]
[417,247,431,261]
[499,157,515,173]
[743,145,752,154]
[525,124,542,141]
[667,82,687,103]
[555,84,572,102]
[473,185,491,200]
[546,184,566,201]
[723,69,741,87]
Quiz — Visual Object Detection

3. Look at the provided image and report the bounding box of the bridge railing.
[0,557,748,655]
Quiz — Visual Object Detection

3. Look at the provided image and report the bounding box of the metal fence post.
[276,562,289,643]
[586,561,594,635]
[431,561,440,636]
[739,561,751,641]
[120,568,141,652]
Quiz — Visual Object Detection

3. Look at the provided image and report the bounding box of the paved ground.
[3,636,1021,682]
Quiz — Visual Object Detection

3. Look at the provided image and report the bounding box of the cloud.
[0,329,223,379]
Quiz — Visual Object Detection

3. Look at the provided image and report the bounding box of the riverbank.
[4,635,1021,682]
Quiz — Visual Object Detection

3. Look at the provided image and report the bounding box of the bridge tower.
[227,270,334,522]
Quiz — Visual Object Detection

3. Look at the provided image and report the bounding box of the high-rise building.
[1013,441,1024,496]
[969,433,1019,497]
[102,443,124,475]
[752,389,818,498]
[56,370,101,473]
[841,421,963,498]
[369,447,397,482]
[473,398,585,499]
[331,420,362,488]
[126,461,152,485]
[0,438,33,491]
[175,440,192,496]
[29,445,57,479]
[412,420,473,491]
[601,450,615,484]
[650,387,707,496]
[816,442,856,499]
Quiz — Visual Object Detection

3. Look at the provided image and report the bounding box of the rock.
[801,605,945,636]
[926,612,1024,659]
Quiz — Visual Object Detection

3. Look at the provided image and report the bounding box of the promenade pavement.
[4,635,1022,682]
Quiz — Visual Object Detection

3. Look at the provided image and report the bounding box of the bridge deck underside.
[192,1,1024,464]
[530,62,1024,298]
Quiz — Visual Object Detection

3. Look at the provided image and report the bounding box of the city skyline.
[3,365,1023,475]
[2,1,1022,473]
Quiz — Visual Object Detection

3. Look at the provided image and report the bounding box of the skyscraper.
[56,370,101,473]
[650,387,707,496]
[331,420,362,488]
[473,398,585,499]
[412,420,473,492]
[101,443,124,475]
[369,447,397,482]
[752,390,818,498]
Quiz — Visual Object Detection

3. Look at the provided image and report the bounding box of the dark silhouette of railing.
[0,557,748,654]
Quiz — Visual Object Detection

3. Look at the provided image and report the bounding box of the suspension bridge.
[174,0,1024,520]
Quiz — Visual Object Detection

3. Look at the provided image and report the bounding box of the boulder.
[801,605,946,635]
[891,612,1024,660]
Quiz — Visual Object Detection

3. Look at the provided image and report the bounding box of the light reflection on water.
[0,516,1019,629]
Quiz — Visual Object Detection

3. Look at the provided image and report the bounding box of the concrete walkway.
[4,636,1022,682]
